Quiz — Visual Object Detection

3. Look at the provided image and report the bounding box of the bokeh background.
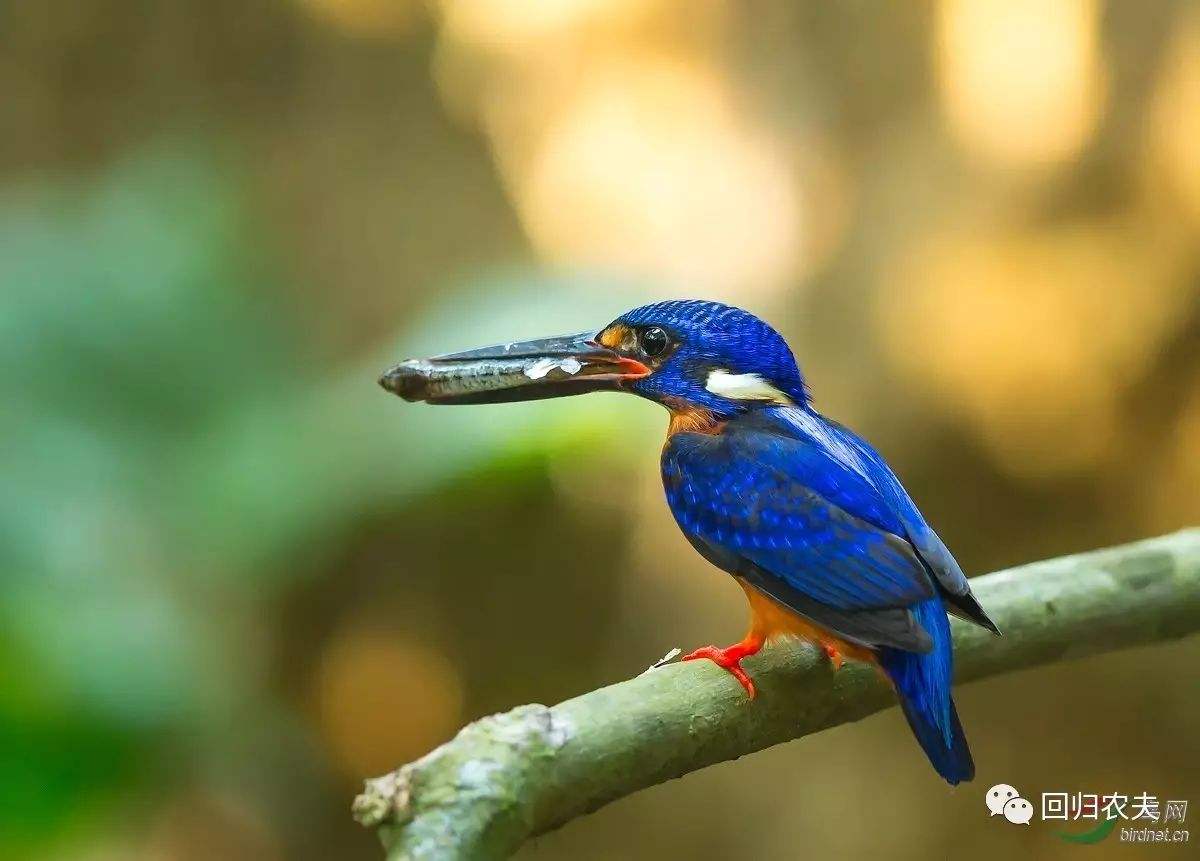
[3,1,1199,858]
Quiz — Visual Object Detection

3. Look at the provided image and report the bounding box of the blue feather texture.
[662,407,976,782]
[615,300,994,784]
[879,601,975,784]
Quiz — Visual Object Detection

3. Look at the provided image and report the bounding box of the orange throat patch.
[665,399,723,436]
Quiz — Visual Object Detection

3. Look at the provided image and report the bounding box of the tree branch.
[353,529,1200,860]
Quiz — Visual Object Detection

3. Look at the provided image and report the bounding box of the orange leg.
[682,631,764,698]
[683,580,872,698]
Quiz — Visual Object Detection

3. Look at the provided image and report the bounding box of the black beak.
[379,331,651,405]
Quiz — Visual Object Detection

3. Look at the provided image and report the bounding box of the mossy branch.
[353,529,1200,860]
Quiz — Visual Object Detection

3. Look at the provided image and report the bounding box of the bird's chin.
[379,331,650,405]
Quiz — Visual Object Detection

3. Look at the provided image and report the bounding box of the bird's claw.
[682,643,758,698]
[822,641,844,671]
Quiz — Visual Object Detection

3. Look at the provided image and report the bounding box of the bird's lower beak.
[378,331,652,404]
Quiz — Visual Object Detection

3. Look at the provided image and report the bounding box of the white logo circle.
[986,783,1020,816]
[1003,796,1034,825]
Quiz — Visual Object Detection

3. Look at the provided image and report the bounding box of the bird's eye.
[640,326,669,357]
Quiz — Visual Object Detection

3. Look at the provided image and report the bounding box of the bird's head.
[381,299,807,418]
[596,300,807,417]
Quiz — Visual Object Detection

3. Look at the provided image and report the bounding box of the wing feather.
[663,417,945,652]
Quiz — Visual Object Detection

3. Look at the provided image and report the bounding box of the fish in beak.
[378,331,652,404]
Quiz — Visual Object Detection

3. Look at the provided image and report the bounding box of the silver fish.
[379,331,651,405]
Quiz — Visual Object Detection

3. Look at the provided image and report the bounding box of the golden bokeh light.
[1147,8,1200,230]
[879,224,1189,479]
[313,625,463,778]
[435,0,657,54]
[510,57,803,297]
[428,1,815,300]
[935,0,1105,169]
[429,0,673,130]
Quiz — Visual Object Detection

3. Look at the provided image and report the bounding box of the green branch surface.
[353,529,1200,860]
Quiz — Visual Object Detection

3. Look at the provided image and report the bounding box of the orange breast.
[738,579,876,664]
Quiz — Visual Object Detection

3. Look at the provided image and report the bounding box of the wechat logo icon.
[987,784,1033,825]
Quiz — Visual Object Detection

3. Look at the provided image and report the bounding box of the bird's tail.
[878,598,974,785]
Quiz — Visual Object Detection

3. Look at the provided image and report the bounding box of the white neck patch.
[705,369,793,404]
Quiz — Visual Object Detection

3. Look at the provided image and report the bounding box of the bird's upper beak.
[378,331,652,404]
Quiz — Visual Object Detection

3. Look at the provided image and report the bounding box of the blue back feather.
[620,299,983,784]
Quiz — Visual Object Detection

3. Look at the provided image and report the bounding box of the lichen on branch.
[355,530,1200,861]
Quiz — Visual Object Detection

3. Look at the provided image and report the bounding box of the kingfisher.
[380,299,999,784]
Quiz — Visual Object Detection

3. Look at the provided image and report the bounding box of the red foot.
[822,642,844,672]
[682,636,763,698]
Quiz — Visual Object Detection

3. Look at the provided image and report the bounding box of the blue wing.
[799,411,998,633]
[661,407,995,653]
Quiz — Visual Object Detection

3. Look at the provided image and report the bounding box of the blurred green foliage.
[0,137,655,857]
[0,144,284,845]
